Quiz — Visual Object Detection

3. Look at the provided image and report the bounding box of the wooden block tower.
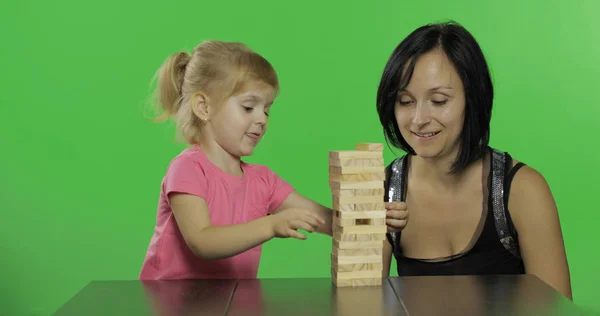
[329,142,387,287]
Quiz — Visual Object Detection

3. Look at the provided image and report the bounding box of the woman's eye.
[243,106,253,112]
[432,99,447,105]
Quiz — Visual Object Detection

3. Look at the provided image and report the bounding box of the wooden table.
[54,275,585,315]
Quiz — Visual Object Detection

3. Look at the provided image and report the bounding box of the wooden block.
[332,246,383,273]
[332,201,384,214]
[334,232,380,242]
[355,202,385,211]
[333,231,387,241]
[333,239,384,250]
[356,143,384,151]
[330,188,355,197]
[332,198,354,211]
[354,188,385,196]
[329,180,383,190]
[333,216,387,227]
[333,223,386,236]
[331,188,384,198]
[333,217,357,226]
[333,195,382,205]
[331,252,383,265]
[335,232,358,242]
[329,172,385,182]
[336,218,386,226]
[335,262,383,272]
[334,224,387,234]
[336,210,386,220]
[332,269,381,280]
[333,214,386,226]
[331,189,355,197]
[332,255,383,272]
[329,165,384,175]
[332,247,383,257]
[329,150,382,159]
[329,158,384,167]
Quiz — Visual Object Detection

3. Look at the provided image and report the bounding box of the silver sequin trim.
[386,157,405,256]
[491,149,521,258]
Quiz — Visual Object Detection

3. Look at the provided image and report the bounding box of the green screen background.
[1,0,598,315]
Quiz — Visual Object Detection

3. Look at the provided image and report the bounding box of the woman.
[377,21,572,300]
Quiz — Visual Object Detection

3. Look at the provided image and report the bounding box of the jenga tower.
[329,142,387,287]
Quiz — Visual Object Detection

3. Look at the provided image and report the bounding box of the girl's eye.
[243,106,253,112]
[432,100,448,105]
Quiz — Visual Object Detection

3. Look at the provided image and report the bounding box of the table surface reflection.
[54,275,585,316]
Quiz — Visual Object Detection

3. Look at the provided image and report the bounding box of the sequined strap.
[387,157,405,203]
[491,149,522,258]
[385,156,406,257]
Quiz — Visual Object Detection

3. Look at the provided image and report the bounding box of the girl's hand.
[385,202,408,232]
[268,208,326,240]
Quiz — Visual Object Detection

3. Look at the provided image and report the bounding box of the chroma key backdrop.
[1,0,598,314]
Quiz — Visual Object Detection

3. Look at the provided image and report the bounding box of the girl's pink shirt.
[139,145,295,280]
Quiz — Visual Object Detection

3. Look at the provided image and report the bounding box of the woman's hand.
[385,202,408,232]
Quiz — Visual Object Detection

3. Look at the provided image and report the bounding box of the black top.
[385,147,526,276]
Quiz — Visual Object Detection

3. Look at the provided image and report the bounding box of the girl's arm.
[170,193,325,260]
[273,191,334,236]
[273,192,411,237]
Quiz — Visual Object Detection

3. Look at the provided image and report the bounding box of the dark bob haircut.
[376,21,493,174]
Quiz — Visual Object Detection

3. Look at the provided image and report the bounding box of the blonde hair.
[150,41,279,144]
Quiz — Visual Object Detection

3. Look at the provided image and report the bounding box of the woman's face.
[394,49,466,161]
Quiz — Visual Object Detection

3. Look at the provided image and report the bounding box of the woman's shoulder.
[487,147,549,194]
[489,147,542,179]
[492,148,556,224]
[507,160,551,206]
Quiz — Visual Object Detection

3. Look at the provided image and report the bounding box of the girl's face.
[207,82,275,157]
[394,49,466,161]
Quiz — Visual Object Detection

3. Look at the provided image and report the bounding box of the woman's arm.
[508,165,572,300]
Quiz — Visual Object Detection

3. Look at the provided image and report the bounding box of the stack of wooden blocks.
[329,142,387,287]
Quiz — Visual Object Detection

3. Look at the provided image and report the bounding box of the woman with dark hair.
[378,21,572,300]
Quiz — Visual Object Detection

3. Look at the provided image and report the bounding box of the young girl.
[138,41,333,280]
[139,40,407,280]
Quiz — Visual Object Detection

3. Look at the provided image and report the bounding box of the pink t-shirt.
[139,145,295,280]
